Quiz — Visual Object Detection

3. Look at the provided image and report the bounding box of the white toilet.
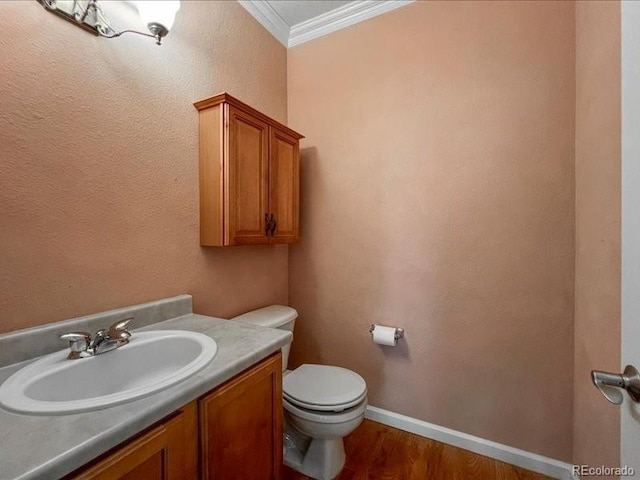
[233,305,367,480]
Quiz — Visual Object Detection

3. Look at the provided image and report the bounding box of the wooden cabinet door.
[268,127,300,244]
[200,353,283,480]
[226,105,269,245]
[68,403,198,480]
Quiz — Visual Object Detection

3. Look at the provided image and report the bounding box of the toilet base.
[284,422,346,480]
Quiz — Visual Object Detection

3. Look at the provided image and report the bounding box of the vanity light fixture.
[38,0,180,45]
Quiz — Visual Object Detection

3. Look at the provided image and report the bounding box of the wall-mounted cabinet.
[194,93,304,246]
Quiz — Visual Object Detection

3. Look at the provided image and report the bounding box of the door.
[226,105,270,245]
[199,353,283,480]
[68,404,198,480]
[268,127,299,243]
[621,0,640,470]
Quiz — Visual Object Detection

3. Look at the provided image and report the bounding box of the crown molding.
[238,1,416,49]
[288,0,415,47]
[237,0,290,47]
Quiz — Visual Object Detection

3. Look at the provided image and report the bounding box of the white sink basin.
[0,330,217,415]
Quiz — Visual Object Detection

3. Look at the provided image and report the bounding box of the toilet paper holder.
[369,324,405,340]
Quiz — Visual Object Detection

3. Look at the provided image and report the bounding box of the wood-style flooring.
[284,420,553,480]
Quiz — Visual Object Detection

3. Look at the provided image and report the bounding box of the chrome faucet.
[60,318,133,360]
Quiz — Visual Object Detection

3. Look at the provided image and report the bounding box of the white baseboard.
[365,405,578,480]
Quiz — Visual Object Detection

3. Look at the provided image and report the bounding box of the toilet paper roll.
[372,325,397,346]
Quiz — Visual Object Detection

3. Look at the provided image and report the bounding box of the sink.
[0,330,217,415]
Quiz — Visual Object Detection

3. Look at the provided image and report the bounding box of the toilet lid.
[283,364,367,411]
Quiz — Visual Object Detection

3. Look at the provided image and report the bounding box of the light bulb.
[134,1,180,34]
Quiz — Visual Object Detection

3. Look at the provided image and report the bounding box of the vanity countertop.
[0,313,291,480]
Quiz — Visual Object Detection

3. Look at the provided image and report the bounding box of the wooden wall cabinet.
[194,93,304,247]
[67,353,283,480]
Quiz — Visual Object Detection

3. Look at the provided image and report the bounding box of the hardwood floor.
[283,420,553,480]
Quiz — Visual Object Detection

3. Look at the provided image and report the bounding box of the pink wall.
[574,0,621,469]
[0,1,289,334]
[0,0,622,465]
[288,1,576,460]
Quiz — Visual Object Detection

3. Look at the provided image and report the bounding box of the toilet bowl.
[233,306,367,480]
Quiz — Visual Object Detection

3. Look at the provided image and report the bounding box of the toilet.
[233,305,367,480]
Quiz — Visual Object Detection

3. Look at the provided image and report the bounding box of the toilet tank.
[232,305,298,372]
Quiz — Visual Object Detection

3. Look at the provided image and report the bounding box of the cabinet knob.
[270,214,277,236]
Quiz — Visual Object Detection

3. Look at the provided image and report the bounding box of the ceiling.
[238,0,415,48]
[267,1,352,27]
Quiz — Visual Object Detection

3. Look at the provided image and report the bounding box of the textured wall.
[0,1,288,334]
[574,0,621,470]
[288,1,575,461]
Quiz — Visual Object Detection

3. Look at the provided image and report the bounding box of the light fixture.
[38,0,180,46]
[133,1,180,43]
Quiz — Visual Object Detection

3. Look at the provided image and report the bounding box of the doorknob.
[591,365,640,405]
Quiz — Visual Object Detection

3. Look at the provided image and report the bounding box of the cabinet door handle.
[264,213,271,236]
[270,214,277,236]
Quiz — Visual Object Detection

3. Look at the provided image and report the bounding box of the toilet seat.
[284,390,368,412]
[283,396,367,424]
[283,364,367,412]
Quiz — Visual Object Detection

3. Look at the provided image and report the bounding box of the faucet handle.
[60,332,92,349]
[60,332,92,359]
[108,317,132,340]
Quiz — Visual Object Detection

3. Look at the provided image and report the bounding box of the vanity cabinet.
[67,403,198,480]
[194,93,304,247]
[199,351,283,480]
[66,353,283,480]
